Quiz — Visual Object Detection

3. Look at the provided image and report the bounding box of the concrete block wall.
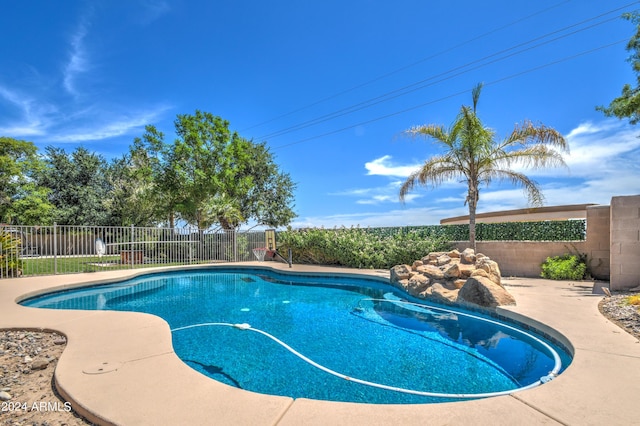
[449,195,639,282]
[452,241,587,278]
[585,205,610,280]
[610,195,640,290]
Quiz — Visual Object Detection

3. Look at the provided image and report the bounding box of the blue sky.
[2,0,640,228]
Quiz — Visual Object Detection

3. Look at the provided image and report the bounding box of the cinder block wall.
[452,241,587,278]
[585,205,610,280]
[610,195,640,290]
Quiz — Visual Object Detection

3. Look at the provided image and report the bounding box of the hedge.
[362,220,586,242]
[275,220,585,269]
[276,227,451,269]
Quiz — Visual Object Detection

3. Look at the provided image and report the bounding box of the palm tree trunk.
[468,203,477,252]
[467,184,478,251]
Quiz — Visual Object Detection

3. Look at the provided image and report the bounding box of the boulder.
[448,249,461,258]
[423,283,458,304]
[415,264,444,280]
[458,275,516,308]
[390,264,412,283]
[458,263,476,278]
[453,279,466,289]
[475,258,502,286]
[461,248,476,264]
[407,274,431,293]
[389,248,516,308]
[443,263,461,279]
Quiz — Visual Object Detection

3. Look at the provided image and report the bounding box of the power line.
[271,38,627,151]
[258,2,635,142]
[240,0,573,133]
[260,15,620,141]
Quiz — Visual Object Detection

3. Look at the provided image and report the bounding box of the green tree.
[0,137,54,225]
[126,125,183,227]
[133,111,296,230]
[103,155,162,226]
[216,139,296,230]
[399,83,568,249]
[597,12,640,123]
[40,146,110,225]
[169,111,239,229]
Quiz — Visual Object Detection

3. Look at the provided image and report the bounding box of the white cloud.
[311,119,640,228]
[139,0,170,24]
[49,107,170,142]
[563,121,640,176]
[330,180,424,205]
[63,21,90,97]
[0,85,53,137]
[565,120,619,139]
[0,14,171,145]
[365,155,421,177]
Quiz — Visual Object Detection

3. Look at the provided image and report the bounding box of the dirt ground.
[1,330,92,426]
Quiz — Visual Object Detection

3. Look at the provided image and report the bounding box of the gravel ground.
[1,291,638,425]
[0,330,92,426]
[599,291,640,341]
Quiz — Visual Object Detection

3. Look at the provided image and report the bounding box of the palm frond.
[399,156,464,203]
[492,144,568,170]
[403,124,456,150]
[482,168,545,206]
[472,82,483,112]
[502,120,569,152]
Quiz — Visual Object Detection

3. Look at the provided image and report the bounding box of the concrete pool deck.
[1,262,639,425]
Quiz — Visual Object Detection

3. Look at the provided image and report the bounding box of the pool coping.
[1,262,639,425]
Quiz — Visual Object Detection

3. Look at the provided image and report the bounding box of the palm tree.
[399,83,568,249]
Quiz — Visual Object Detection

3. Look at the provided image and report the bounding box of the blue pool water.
[21,268,571,404]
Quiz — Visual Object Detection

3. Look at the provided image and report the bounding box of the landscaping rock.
[425,283,458,304]
[458,275,516,308]
[31,359,49,371]
[476,257,502,286]
[461,248,476,264]
[0,390,11,401]
[416,264,445,280]
[444,263,461,279]
[407,274,431,293]
[390,264,412,282]
[390,248,516,308]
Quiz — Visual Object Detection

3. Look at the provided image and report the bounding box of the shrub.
[277,227,451,269]
[624,295,640,306]
[0,231,22,278]
[540,253,587,280]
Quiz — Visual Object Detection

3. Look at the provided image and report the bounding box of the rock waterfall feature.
[390,248,516,308]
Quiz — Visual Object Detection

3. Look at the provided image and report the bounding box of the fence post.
[130,224,134,269]
[233,230,237,262]
[53,222,58,275]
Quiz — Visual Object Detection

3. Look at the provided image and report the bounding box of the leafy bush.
[358,220,586,242]
[540,253,587,280]
[276,227,451,269]
[0,231,22,278]
[475,220,586,241]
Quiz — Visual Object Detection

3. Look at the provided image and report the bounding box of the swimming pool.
[22,267,571,404]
